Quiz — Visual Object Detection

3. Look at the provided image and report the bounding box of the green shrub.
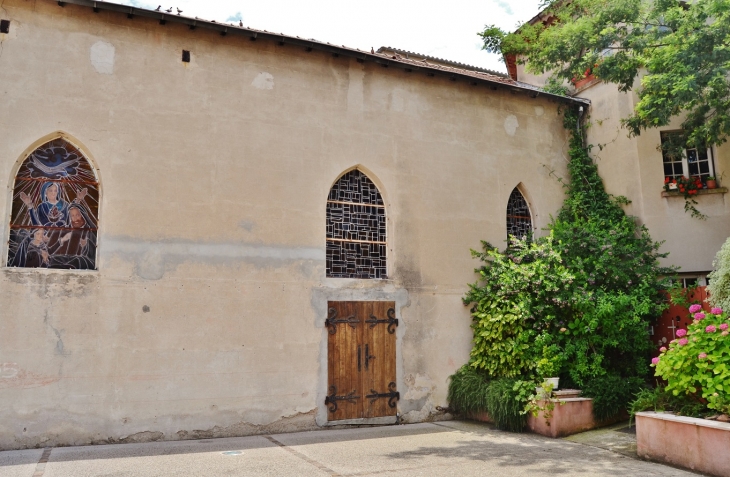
[485,378,528,432]
[446,366,528,432]
[447,365,491,415]
[464,237,573,379]
[581,375,646,421]
[708,237,730,312]
[454,108,672,425]
[629,386,708,419]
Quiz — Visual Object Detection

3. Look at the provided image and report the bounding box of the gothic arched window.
[506,187,532,241]
[7,138,99,270]
[326,170,386,279]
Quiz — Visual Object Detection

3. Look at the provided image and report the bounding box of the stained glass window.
[506,188,532,241]
[326,170,386,279]
[7,138,99,270]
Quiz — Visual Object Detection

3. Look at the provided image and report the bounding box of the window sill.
[661,187,728,198]
[2,266,99,275]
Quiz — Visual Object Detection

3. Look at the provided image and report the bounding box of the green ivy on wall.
[452,108,675,424]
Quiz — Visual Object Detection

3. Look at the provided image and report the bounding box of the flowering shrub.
[653,306,730,415]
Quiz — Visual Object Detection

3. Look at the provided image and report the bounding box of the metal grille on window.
[326,170,386,279]
[506,188,532,241]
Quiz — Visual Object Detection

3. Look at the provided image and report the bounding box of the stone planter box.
[636,412,730,477]
[526,398,627,438]
[469,398,625,438]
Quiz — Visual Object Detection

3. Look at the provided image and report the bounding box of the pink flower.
[679,338,689,346]
[698,353,707,360]
[711,307,723,315]
[676,329,687,337]
[720,323,728,331]
[706,325,717,333]
[695,312,706,321]
[722,331,729,337]
[660,347,667,352]
[689,304,702,313]
[651,357,660,365]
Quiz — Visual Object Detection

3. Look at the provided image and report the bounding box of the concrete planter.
[636,412,730,477]
[526,398,627,438]
[470,398,625,438]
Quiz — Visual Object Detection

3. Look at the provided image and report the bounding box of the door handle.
[358,346,361,372]
[365,344,375,370]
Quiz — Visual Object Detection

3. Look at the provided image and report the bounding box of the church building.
[6,0,691,450]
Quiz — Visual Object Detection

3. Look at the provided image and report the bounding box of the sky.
[118,0,544,74]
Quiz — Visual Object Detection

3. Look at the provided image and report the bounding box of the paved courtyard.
[0,420,700,477]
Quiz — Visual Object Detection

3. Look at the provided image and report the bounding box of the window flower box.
[661,187,728,198]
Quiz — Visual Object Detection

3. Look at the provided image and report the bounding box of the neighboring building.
[0,0,585,449]
[507,13,730,283]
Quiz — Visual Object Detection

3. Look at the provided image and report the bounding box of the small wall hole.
[0,20,10,34]
[182,50,190,63]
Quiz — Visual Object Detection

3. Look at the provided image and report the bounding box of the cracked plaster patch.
[403,373,434,400]
[504,114,519,136]
[252,72,274,90]
[90,41,115,75]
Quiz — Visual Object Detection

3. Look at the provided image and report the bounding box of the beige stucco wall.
[0,0,571,449]
[577,81,730,272]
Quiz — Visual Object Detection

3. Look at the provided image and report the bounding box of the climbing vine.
[451,108,674,425]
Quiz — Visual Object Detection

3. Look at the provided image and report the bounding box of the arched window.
[326,170,386,279]
[7,138,99,270]
[506,187,532,241]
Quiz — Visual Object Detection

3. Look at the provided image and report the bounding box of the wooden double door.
[325,301,399,421]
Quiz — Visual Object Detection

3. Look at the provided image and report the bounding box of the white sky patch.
[226,11,242,22]
[493,0,514,15]
[118,0,543,73]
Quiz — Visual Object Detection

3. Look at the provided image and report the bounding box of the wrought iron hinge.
[324,386,359,413]
[365,307,398,334]
[324,307,358,334]
[366,382,400,408]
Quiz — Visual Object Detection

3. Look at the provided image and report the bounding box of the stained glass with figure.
[7,139,99,270]
[326,170,386,279]
[506,188,532,241]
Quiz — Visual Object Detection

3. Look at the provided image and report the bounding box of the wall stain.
[104,236,323,280]
[3,270,98,299]
[43,311,68,356]
[175,410,316,441]
[0,363,60,389]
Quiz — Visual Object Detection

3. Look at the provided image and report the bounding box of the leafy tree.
[480,0,730,151]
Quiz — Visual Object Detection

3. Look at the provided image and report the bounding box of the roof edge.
[376,46,509,77]
[53,0,589,107]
